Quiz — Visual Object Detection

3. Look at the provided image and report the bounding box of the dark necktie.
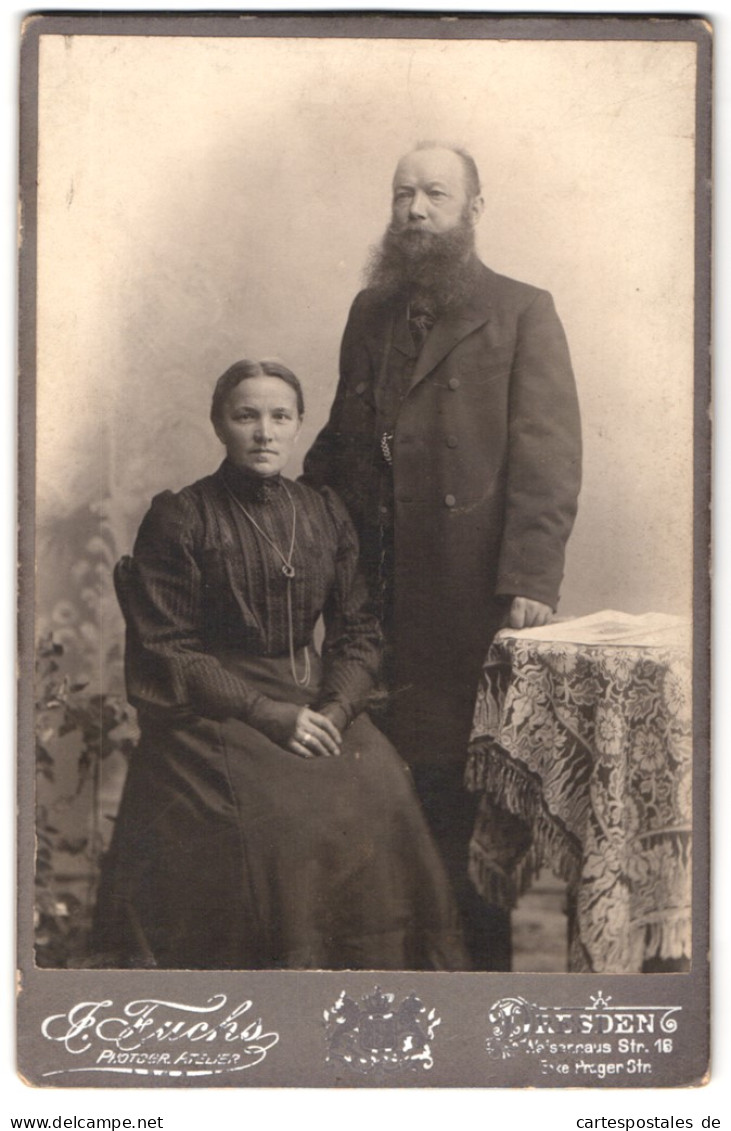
[408,302,436,354]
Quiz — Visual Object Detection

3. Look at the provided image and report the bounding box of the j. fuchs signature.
[41,994,279,1062]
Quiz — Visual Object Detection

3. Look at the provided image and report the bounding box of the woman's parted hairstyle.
[210,359,305,429]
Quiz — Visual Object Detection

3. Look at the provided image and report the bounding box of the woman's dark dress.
[95,461,467,970]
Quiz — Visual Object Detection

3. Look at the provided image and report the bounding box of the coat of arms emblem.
[324,988,440,1074]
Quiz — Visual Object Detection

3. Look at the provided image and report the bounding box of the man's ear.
[468,194,485,226]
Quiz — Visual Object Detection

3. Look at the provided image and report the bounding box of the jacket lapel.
[407,262,496,391]
[360,300,414,418]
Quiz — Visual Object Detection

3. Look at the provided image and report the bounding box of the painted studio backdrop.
[32,33,696,967]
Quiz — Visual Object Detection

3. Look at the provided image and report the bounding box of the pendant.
[282,563,295,579]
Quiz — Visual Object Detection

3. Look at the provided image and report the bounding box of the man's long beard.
[364,219,477,311]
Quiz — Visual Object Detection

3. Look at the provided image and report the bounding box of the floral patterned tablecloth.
[465,617,692,972]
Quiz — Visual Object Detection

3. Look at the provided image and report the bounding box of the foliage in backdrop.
[35,497,139,967]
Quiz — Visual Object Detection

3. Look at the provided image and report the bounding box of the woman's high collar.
[220,459,286,504]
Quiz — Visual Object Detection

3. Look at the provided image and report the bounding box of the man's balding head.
[391,144,484,235]
[411,142,482,198]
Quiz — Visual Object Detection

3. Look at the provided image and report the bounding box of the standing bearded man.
[303,142,581,969]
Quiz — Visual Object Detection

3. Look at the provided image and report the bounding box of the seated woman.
[94,358,468,970]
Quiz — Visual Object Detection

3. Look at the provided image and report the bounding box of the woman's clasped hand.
[288,706,342,758]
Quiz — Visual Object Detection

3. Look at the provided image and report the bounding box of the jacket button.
[448,377,460,390]
[354,381,367,395]
[444,494,456,508]
[446,435,458,448]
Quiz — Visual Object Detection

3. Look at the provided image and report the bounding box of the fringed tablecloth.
[465,612,692,973]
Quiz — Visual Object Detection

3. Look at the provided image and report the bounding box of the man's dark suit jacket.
[304,258,582,764]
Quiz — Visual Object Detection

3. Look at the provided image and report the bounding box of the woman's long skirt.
[94,654,468,970]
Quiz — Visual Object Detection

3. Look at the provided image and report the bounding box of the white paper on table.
[497,609,690,648]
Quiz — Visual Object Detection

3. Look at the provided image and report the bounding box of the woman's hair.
[210,359,305,427]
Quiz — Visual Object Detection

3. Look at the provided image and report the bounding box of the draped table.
[465,611,692,973]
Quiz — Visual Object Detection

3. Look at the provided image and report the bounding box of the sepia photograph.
[17,12,710,1087]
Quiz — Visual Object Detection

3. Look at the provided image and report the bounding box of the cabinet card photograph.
[17,13,711,1087]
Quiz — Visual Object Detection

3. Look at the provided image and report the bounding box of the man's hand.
[287,706,343,759]
[507,596,553,629]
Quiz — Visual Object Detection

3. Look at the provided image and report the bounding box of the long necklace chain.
[223,479,311,688]
[224,479,297,577]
